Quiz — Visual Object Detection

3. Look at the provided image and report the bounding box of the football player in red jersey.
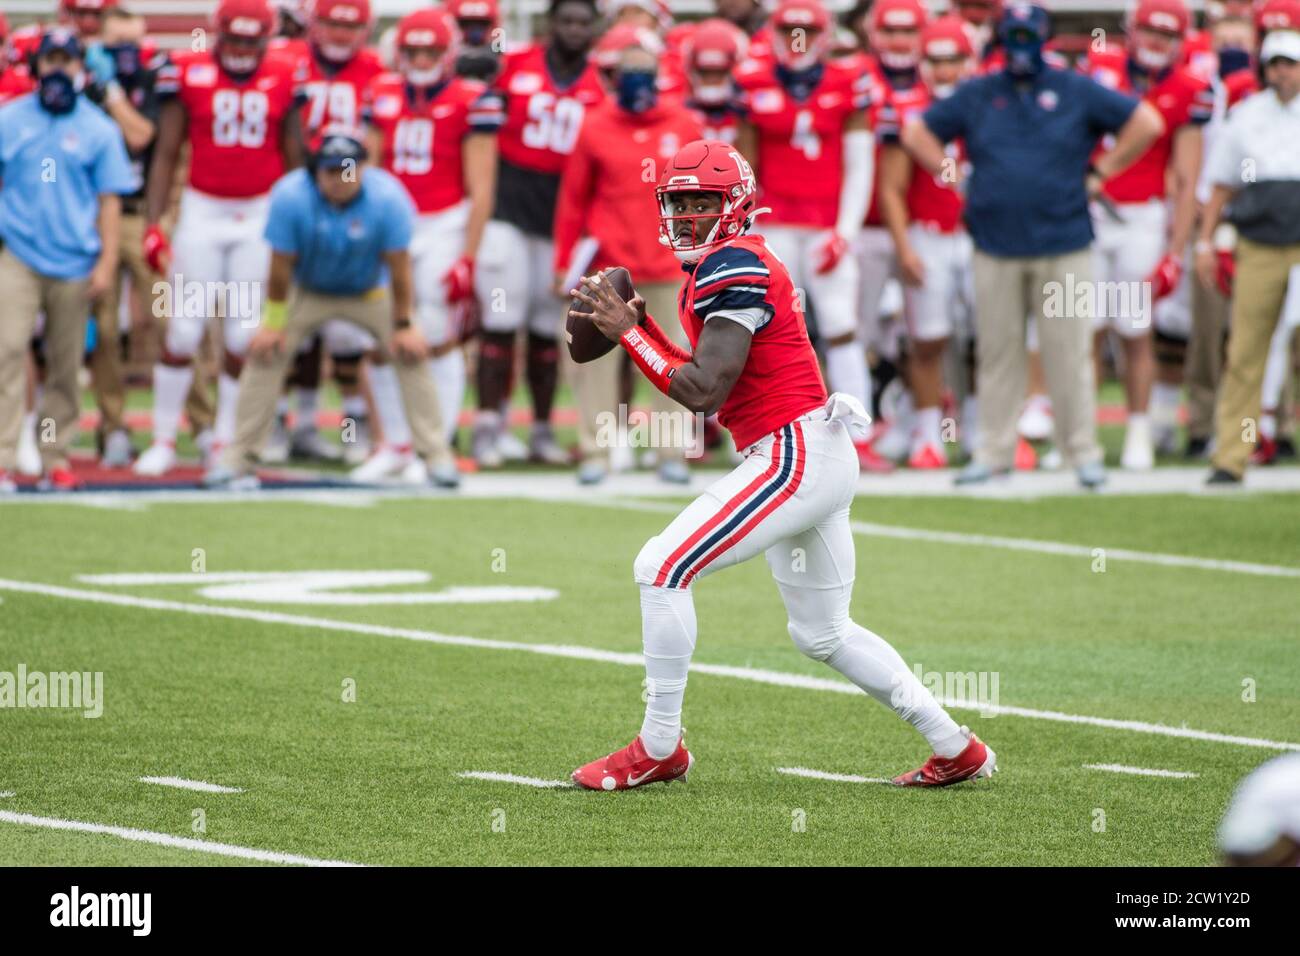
[271,0,307,41]
[877,16,976,470]
[349,7,503,482]
[681,17,747,143]
[1081,0,1211,471]
[567,140,996,791]
[0,13,35,105]
[734,0,876,466]
[447,0,502,82]
[953,0,1002,68]
[134,0,300,476]
[472,0,603,468]
[855,0,931,467]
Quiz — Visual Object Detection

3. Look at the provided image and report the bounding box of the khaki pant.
[0,249,91,472]
[1187,272,1230,442]
[90,212,216,439]
[223,286,451,473]
[1211,237,1300,477]
[567,280,687,465]
[972,248,1102,470]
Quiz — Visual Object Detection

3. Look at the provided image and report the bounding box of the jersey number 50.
[212,89,269,148]
[520,93,583,154]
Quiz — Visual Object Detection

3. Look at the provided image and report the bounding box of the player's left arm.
[570,273,752,416]
[1166,123,1203,254]
[462,132,497,261]
[282,101,306,171]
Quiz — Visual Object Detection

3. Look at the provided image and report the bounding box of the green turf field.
[1,488,1297,865]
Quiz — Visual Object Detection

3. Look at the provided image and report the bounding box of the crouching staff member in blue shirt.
[0,28,136,494]
[206,126,460,490]
[902,3,1164,490]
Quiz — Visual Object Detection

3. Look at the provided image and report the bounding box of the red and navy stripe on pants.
[654,422,806,589]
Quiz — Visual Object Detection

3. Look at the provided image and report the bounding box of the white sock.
[914,405,943,449]
[151,363,193,445]
[369,364,411,448]
[276,396,289,418]
[215,373,240,447]
[1150,382,1180,431]
[342,394,368,419]
[294,387,319,428]
[827,623,966,757]
[961,395,981,452]
[638,584,697,759]
[824,341,870,408]
[1260,411,1278,441]
[427,350,466,445]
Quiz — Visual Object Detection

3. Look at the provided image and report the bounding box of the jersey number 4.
[520,93,583,154]
[212,89,269,148]
[790,110,822,161]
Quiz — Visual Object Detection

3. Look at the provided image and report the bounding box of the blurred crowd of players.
[1,0,1298,491]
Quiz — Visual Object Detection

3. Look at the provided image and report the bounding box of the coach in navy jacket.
[902,3,1163,489]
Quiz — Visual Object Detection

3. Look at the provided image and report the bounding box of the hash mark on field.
[457,771,573,789]
[777,767,894,785]
[1083,763,1199,779]
[139,776,244,794]
[0,810,365,866]
[2,576,1298,753]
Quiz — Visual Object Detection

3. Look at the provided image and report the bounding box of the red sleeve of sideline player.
[621,314,691,395]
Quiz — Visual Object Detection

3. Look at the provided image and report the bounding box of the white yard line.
[0,809,365,866]
[0,791,14,798]
[457,771,573,789]
[2,576,1296,753]
[138,776,244,794]
[1083,763,1200,779]
[777,767,894,785]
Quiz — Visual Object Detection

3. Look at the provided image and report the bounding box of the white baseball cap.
[1260,29,1300,64]
[1218,754,1300,858]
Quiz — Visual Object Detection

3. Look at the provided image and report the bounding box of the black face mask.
[103,42,142,84]
[38,70,80,114]
[1218,46,1251,78]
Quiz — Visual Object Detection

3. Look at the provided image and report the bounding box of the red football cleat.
[893,728,997,788]
[41,467,82,491]
[1014,437,1037,471]
[854,440,895,474]
[571,735,693,791]
[908,442,947,470]
[1250,434,1277,466]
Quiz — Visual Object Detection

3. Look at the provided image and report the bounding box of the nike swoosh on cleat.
[626,768,659,787]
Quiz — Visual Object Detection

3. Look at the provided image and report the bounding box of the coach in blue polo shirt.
[0,28,136,492]
[903,3,1164,489]
[207,126,459,490]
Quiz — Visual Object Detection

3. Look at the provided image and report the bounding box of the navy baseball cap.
[36,27,84,60]
[314,124,368,169]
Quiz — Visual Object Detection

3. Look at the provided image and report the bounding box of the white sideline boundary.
[1,576,1296,753]
[777,767,894,785]
[1083,763,1199,779]
[457,771,573,788]
[139,776,244,794]
[0,809,365,866]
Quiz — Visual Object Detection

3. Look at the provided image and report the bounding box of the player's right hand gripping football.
[569,270,645,342]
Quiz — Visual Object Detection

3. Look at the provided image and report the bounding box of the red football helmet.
[921,15,975,60]
[657,139,761,263]
[61,0,118,39]
[446,0,499,47]
[1129,0,1189,71]
[770,0,832,71]
[870,0,929,71]
[310,0,372,64]
[395,8,459,85]
[953,0,1002,26]
[591,22,664,71]
[683,17,747,104]
[1256,0,1300,34]
[600,0,673,34]
[213,0,275,74]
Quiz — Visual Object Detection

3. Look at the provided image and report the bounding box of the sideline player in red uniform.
[567,140,996,791]
[1080,0,1210,470]
[0,13,35,105]
[877,16,977,470]
[352,7,502,482]
[472,0,603,468]
[681,17,747,144]
[734,0,875,462]
[135,0,300,476]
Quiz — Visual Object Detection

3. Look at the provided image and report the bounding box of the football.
[565,266,636,363]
